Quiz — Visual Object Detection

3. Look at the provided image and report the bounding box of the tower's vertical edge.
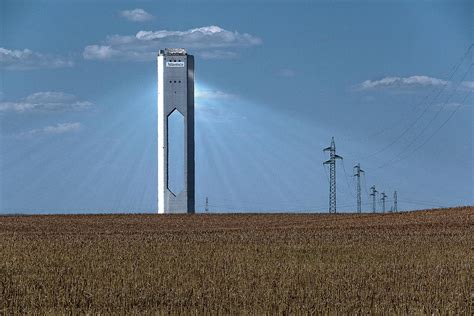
[157,53,165,214]
[186,55,195,214]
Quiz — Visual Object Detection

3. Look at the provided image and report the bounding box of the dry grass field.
[0,207,472,314]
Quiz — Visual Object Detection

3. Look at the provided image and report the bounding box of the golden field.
[0,207,472,314]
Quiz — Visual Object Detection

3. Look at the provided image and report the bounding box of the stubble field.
[0,207,472,314]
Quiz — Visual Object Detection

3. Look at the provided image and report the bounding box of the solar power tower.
[157,48,195,214]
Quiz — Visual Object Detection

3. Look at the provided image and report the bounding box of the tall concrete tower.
[157,48,195,214]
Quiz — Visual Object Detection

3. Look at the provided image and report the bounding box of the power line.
[341,160,356,198]
[392,64,472,158]
[377,88,472,168]
[196,195,457,213]
[362,172,370,197]
[193,49,473,215]
[398,196,446,206]
[323,164,347,201]
[360,44,473,160]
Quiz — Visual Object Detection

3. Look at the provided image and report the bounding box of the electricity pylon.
[323,137,343,213]
[353,163,365,213]
[205,197,209,213]
[381,192,387,213]
[393,191,398,212]
[370,185,378,213]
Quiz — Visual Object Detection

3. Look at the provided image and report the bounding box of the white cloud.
[83,45,119,60]
[461,81,474,91]
[196,89,236,100]
[43,122,82,134]
[119,8,154,22]
[442,102,463,109]
[432,102,473,111]
[355,75,448,91]
[194,87,239,120]
[0,47,73,70]
[135,26,261,46]
[354,76,474,94]
[277,68,296,78]
[18,122,82,138]
[0,92,93,113]
[83,25,262,61]
[197,50,238,60]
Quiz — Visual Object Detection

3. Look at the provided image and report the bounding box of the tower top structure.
[158,48,187,56]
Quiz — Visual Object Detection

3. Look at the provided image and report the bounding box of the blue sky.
[0,0,472,213]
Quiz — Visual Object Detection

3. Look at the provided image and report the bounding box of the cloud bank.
[0,47,73,70]
[18,122,82,138]
[119,8,154,22]
[461,81,474,91]
[354,75,474,94]
[83,25,262,61]
[277,68,296,78]
[196,89,236,100]
[355,76,449,91]
[0,92,93,113]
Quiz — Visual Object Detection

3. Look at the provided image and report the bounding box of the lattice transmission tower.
[393,191,398,212]
[323,137,343,213]
[381,192,387,213]
[370,185,378,213]
[353,163,365,213]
